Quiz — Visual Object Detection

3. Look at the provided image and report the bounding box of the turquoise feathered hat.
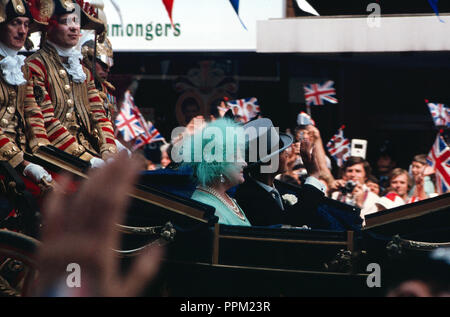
[182,118,245,187]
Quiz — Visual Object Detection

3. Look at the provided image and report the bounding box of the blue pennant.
[229,0,247,30]
[428,0,444,22]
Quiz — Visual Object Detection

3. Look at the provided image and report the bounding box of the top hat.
[80,0,110,67]
[223,108,235,120]
[1,0,49,33]
[73,0,105,35]
[28,0,105,35]
[0,0,31,23]
[243,118,293,166]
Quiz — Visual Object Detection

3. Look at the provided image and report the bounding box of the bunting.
[229,0,247,30]
[162,0,175,28]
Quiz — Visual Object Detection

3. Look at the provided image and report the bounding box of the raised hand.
[34,152,163,297]
[352,183,366,208]
[300,137,320,179]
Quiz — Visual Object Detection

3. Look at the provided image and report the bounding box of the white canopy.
[257,14,450,53]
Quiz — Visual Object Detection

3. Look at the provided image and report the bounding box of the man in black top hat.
[235,118,328,228]
[0,0,53,184]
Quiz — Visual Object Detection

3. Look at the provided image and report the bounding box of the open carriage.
[1,146,449,296]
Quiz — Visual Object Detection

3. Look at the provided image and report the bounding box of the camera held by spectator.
[340,180,357,195]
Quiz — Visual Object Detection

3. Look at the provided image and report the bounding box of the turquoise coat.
[191,190,251,226]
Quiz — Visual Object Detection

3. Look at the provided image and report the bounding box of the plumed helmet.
[1,0,50,33]
[80,0,112,67]
[81,36,113,67]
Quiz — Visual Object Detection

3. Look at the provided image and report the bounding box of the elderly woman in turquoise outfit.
[182,118,251,226]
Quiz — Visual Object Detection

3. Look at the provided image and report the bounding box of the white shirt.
[331,184,380,225]
[0,41,26,86]
[48,41,86,83]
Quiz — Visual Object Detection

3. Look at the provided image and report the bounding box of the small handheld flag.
[304,81,338,106]
[132,121,166,151]
[426,101,450,128]
[326,125,351,167]
[115,91,145,142]
[222,97,260,123]
[427,133,450,194]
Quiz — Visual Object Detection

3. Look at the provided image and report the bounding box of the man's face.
[377,155,394,175]
[0,17,30,50]
[47,13,81,48]
[95,60,110,81]
[277,149,289,174]
[391,174,409,197]
[344,163,366,184]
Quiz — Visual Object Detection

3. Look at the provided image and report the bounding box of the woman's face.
[225,150,247,187]
[161,151,171,168]
[233,162,247,185]
[411,161,425,178]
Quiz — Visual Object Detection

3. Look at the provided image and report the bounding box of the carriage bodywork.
[1,146,449,296]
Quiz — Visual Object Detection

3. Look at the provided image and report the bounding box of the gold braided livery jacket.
[98,80,117,122]
[0,56,50,168]
[26,43,117,161]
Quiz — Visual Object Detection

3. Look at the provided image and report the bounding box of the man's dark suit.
[234,177,328,228]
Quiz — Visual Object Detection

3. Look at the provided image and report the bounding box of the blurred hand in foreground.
[34,152,163,297]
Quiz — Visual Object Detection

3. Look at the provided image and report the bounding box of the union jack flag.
[326,125,351,167]
[223,97,260,123]
[427,133,450,194]
[427,102,450,127]
[132,121,166,151]
[304,81,338,106]
[115,91,145,142]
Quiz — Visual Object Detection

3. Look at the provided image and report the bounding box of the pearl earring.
[220,174,225,183]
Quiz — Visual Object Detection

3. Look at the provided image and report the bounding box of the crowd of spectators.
[140,113,445,226]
